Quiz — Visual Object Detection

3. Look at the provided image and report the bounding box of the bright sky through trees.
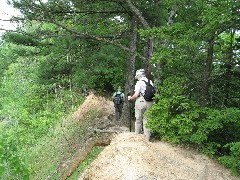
[0,0,20,36]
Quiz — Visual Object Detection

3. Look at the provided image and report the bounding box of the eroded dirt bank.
[61,93,238,180]
[79,133,239,180]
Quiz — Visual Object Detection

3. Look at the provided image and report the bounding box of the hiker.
[112,86,124,122]
[128,69,154,141]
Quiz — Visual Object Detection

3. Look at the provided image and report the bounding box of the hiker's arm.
[128,81,141,101]
[112,92,116,98]
[128,91,140,101]
[122,94,125,102]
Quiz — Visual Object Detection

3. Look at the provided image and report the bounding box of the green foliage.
[72,44,127,90]
[25,108,103,179]
[0,43,20,77]
[148,76,198,143]
[219,142,240,175]
[148,80,240,174]
[3,32,39,46]
[0,132,29,179]
[68,146,103,179]
[149,82,240,147]
[0,41,84,179]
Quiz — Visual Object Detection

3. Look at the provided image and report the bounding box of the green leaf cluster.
[219,142,240,175]
[0,132,30,179]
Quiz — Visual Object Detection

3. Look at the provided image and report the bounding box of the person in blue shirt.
[112,86,125,123]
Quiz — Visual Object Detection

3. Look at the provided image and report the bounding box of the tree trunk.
[144,39,153,79]
[201,37,214,107]
[124,0,152,78]
[122,16,138,130]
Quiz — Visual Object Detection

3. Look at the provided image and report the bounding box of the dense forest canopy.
[0,0,240,178]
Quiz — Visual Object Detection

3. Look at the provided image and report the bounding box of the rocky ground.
[73,94,239,180]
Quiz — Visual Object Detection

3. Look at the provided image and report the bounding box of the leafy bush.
[219,142,240,175]
[0,132,29,179]
[25,108,104,179]
[148,77,240,176]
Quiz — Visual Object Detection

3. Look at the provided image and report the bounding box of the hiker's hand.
[128,96,131,101]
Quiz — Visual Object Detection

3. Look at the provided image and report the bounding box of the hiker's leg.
[135,118,142,134]
[143,117,150,141]
[143,101,154,141]
[115,107,119,122]
[119,104,123,119]
[135,97,146,134]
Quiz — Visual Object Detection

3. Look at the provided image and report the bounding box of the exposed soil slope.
[76,94,239,180]
[80,133,239,180]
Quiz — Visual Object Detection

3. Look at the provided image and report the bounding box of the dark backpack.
[142,80,155,101]
[114,93,123,105]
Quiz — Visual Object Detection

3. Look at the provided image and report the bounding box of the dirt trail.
[76,94,239,180]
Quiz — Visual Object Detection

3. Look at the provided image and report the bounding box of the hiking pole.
[127,92,132,132]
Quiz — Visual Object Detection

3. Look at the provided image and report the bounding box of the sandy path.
[71,94,238,180]
[79,132,239,180]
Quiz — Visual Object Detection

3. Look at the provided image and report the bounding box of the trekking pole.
[127,92,132,132]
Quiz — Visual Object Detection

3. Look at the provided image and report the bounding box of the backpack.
[142,80,155,101]
[114,93,123,105]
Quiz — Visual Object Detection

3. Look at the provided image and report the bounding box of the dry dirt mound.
[72,93,114,120]
[79,133,239,180]
[58,93,116,179]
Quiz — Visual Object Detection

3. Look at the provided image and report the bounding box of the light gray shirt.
[134,77,154,97]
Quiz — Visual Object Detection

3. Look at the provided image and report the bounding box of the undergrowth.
[67,146,104,180]
[25,108,104,179]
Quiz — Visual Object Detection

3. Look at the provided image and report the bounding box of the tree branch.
[0,19,13,22]
[124,0,149,29]
[52,10,129,15]
[13,17,145,60]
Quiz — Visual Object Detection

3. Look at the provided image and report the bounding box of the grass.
[67,146,104,180]
[25,108,104,179]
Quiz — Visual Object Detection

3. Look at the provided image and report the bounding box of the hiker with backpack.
[112,86,125,122]
[128,69,155,141]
